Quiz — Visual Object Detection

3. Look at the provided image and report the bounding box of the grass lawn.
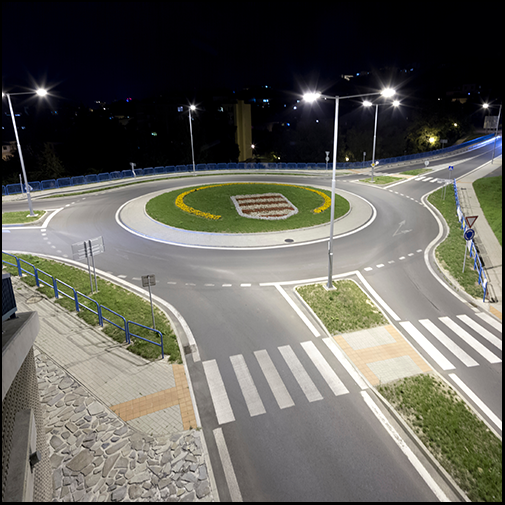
[360,175,403,185]
[473,175,502,246]
[2,253,180,362]
[428,187,483,298]
[146,182,350,233]
[379,374,502,502]
[2,210,47,224]
[296,279,388,334]
[400,168,432,176]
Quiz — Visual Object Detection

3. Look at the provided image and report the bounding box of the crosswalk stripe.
[400,321,455,370]
[422,177,433,181]
[230,354,266,417]
[430,178,438,183]
[439,317,501,364]
[301,341,349,396]
[419,319,479,367]
[278,345,323,402]
[457,315,502,350]
[254,350,294,409]
[416,177,426,181]
[202,360,235,425]
[475,312,502,333]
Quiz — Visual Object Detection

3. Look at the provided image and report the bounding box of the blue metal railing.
[2,134,496,196]
[1,252,167,357]
[452,181,489,302]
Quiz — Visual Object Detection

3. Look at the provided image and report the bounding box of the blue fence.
[452,181,488,302]
[2,134,496,196]
[1,252,165,357]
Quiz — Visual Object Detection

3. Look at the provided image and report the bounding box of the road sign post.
[325,151,330,170]
[444,166,454,200]
[141,274,156,329]
[462,229,475,273]
[71,236,105,293]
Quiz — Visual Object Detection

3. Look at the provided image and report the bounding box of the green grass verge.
[473,175,502,246]
[378,374,502,502]
[360,176,403,185]
[2,253,180,363]
[146,183,350,233]
[295,280,388,334]
[400,168,432,176]
[428,187,483,298]
[2,210,47,224]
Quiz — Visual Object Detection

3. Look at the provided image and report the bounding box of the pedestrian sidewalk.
[9,274,217,502]
[456,157,502,313]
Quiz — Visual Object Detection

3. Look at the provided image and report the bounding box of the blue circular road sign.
[464,229,475,241]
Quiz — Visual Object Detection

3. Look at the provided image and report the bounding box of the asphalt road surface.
[2,138,501,501]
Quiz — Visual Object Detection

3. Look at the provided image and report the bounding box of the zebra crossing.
[400,313,502,371]
[413,176,449,183]
[202,313,501,426]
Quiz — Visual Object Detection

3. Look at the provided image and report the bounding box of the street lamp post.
[483,103,503,164]
[304,88,395,289]
[2,88,48,216]
[188,105,196,174]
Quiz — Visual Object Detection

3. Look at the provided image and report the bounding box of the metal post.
[84,242,93,293]
[89,240,98,292]
[371,104,378,182]
[148,276,155,330]
[327,96,339,290]
[6,93,34,216]
[491,103,502,164]
[189,108,196,174]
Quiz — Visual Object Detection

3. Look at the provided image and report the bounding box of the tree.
[35,143,65,180]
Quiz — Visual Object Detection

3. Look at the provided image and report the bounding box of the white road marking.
[202,360,235,425]
[274,284,321,337]
[278,345,323,402]
[222,284,232,287]
[439,317,501,364]
[167,281,177,284]
[419,319,478,367]
[448,374,502,431]
[423,177,433,181]
[399,256,405,260]
[475,312,502,333]
[376,264,384,268]
[416,249,422,253]
[361,391,450,502]
[213,428,243,502]
[457,315,502,350]
[388,260,395,264]
[400,321,455,370]
[230,354,266,417]
[364,267,373,271]
[132,277,141,281]
[408,253,414,256]
[240,283,251,287]
[254,350,294,409]
[301,341,349,396]
[205,283,215,286]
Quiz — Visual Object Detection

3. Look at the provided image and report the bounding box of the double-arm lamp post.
[188,104,197,174]
[2,88,48,216]
[303,88,396,290]
[483,102,502,164]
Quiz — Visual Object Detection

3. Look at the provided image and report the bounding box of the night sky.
[2,2,502,107]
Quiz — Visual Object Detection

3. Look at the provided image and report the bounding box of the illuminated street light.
[303,87,396,290]
[2,87,49,216]
[483,102,503,163]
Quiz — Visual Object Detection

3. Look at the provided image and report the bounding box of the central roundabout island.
[145,182,350,234]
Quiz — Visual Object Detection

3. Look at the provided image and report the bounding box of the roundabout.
[116,181,376,249]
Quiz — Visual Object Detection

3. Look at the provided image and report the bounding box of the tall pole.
[189,107,196,174]
[371,104,378,182]
[327,96,339,290]
[6,93,35,216]
[491,104,502,164]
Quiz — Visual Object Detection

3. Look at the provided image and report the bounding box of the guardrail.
[2,134,496,196]
[453,181,488,302]
[1,252,166,356]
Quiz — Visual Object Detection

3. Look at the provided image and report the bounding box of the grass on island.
[295,279,388,334]
[428,187,483,298]
[360,175,402,185]
[473,175,502,246]
[146,183,350,233]
[400,168,432,176]
[2,253,180,363]
[378,374,502,502]
[2,210,47,224]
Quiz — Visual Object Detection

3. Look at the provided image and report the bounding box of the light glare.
[303,92,321,103]
[381,88,395,97]
[36,88,48,96]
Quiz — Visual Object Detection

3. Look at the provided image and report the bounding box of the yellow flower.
[174,182,330,219]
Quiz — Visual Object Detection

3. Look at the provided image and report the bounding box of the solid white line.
[322,337,368,390]
[448,374,502,431]
[274,284,321,337]
[457,315,502,350]
[475,312,502,333]
[260,269,357,287]
[419,319,479,367]
[254,350,294,409]
[202,360,235,425]
[213,428,243,502]
[230,354,266,417]
[360,391,450,502]
[439,317,501,363]
[278,345,323,402]
[355,271,401,321]
[399,321,455,370]
[301,341,349,396]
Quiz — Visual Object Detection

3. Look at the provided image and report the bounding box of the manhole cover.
[285,239,294,243]
[26,296,43,304]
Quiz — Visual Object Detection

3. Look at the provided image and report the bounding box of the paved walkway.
[456,157,502,314]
